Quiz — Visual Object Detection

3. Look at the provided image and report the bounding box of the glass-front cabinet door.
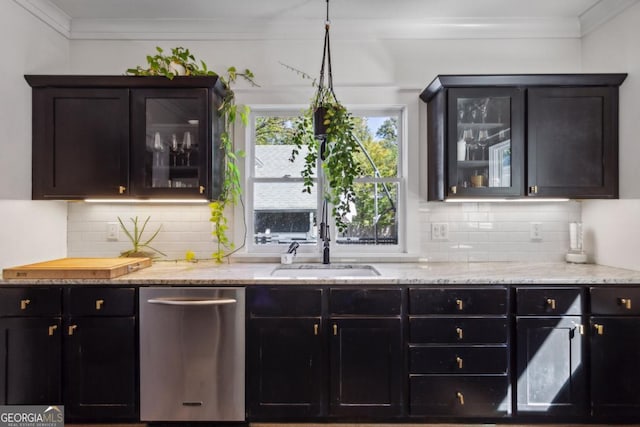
[131,88,209,198]
[447,88,524,198]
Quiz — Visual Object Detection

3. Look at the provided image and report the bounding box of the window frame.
[245,105,406,256]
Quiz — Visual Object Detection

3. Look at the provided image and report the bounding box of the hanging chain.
[318,0,337,100]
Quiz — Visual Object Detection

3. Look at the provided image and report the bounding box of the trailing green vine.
[127,46,257,263]
[286,65,363,232]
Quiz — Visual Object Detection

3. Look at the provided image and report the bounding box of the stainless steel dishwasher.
[139,287,245,422]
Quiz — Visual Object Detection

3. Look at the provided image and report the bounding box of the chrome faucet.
[320,199,330,264]
[287,242,300,256]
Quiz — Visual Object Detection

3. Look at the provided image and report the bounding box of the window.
[247,107,404,254]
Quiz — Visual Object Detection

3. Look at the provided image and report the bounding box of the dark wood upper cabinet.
[420,74,627,201]
[25,75,225,200]
[31,88,129,199]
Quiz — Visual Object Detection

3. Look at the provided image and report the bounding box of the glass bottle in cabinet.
[447,88,524,198]
[131,88,209,198]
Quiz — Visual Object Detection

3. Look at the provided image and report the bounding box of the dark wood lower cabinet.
[0,317,62,405]
[329,318,402,417]
[410,375,509,416]
[64,316,137,420]
[516,316,586,416]
[247,317,323,418]
[590,316,640,416]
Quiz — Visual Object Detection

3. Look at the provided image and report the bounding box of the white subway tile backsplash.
[419,201,580,262]
[67,200,580,263]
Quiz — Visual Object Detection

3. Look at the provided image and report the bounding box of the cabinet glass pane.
[145,98,201,189]
[455,97,511,189]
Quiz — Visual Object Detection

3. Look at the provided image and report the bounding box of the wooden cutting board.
[2,257,152,279]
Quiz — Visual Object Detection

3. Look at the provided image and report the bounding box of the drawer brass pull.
[118,185,126,194]
[68,325,77,336]
[450,186,457,195]
[594,324,604,335]
[96,299,104,310]
[456,356,463,370]
[619,298,632,310]
[456,327,463,340]
[20,299,31,310]
[455,299,464,311]
[529,185,538,194]
[314,324,319,336]
[199,186,205,194]
[456,391,465,405]
[546,298,556,310]
[48,325,57,336]
[333,324,338,336]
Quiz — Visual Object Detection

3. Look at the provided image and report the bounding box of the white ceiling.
[14,0,640,40]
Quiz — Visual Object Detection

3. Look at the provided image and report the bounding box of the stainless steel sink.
[271,264,380,278]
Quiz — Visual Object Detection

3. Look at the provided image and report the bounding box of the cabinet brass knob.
[95,299,104,310]
[456,356,463,370]
[118,185,126,194]
[546,298,556,310]
[48,325,57,336]
[619,298,632,310]
[199,186,205,194]
[456,299,464,311]
[333,324,338,336]
[20,299,31,310]
[456,327,463,340]
[529,185,538,194]
[450,186,457,195]
[456,391,465,405]
[594,324,604,335]
[68,325,77,336]
[314,324,319,336]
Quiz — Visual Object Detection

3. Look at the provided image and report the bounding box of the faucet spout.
[320,199,330,264]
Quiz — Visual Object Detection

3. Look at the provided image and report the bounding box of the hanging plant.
[283,1,364,234]
[127,47,257,263]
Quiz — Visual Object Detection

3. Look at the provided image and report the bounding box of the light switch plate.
[432,223,449,241]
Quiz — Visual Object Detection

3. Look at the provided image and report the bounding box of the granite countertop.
[2,261,640,285]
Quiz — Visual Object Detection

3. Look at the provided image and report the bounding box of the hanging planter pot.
[313,106,328,137]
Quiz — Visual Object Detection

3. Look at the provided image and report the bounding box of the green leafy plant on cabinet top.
[126,46,257,263]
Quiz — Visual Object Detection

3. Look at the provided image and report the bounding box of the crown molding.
[13,0,71,38]
[14,0,638,41]
[68,17,581,41]
[579,0,639,36]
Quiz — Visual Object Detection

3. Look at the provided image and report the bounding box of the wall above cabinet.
[420,74,627,201]
[25,75,226,201]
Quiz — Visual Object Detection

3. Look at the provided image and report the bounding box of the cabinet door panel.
[32,88,129,199]
[329,318,402,417]
[591,316,640,416]
[410,345,507,374]
[410,317,507,344]
[447,87,525,198]
[64,316,137,420]
[516,316,586,415]
[410,375,509,416]
[0,317,61,405]
[0,288,61,316]
[247,317,323,418]
[410,287,508,315]
[528,87,617,198]
[130,89,209,198]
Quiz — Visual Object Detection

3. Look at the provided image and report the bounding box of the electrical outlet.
[431,223,449,241]
[530,222,542,241]
[107,222,119,241]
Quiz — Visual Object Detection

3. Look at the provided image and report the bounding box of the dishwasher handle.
[147,297,237,306]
